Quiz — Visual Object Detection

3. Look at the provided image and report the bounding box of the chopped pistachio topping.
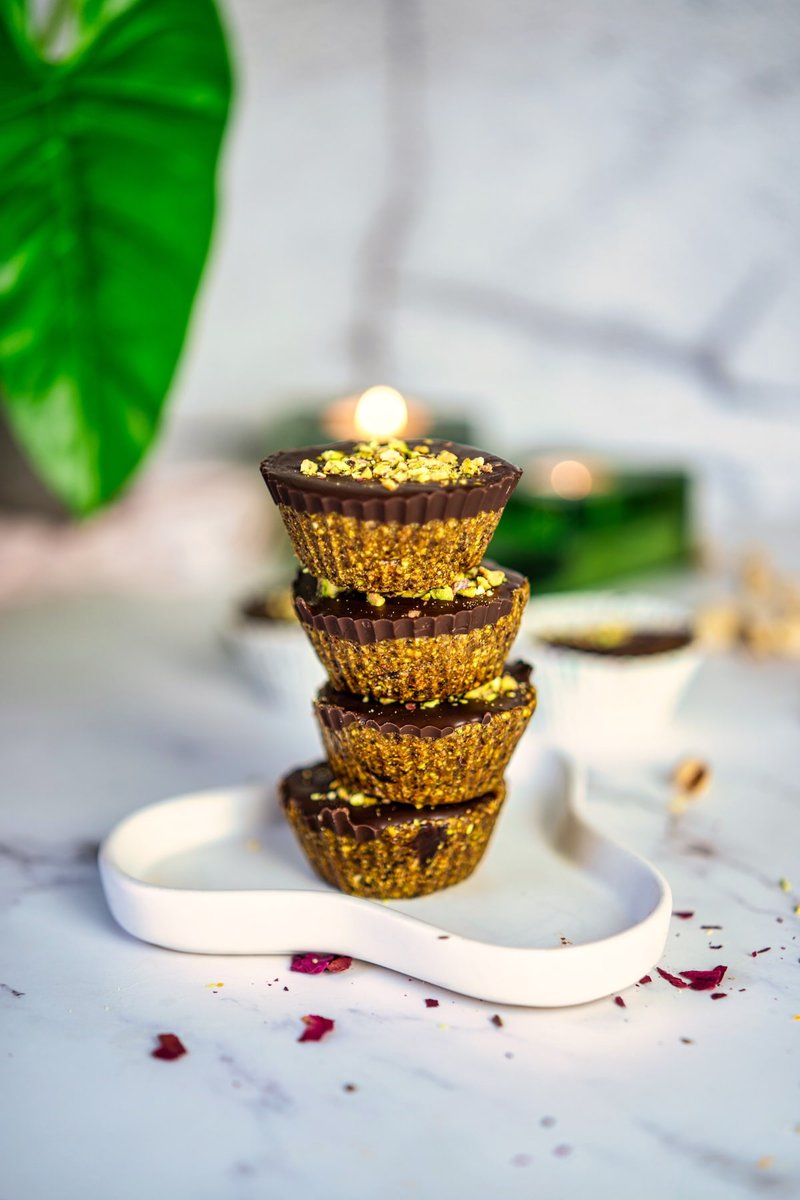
[460,673,522,703]
[314,563,507,606]
[318,577,342,599]
[582,623,633,649]
[418,673,522,709]
[297,439,494,490]
[309,780,379,807]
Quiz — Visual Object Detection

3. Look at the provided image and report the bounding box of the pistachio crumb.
[672,758,711,797]
[304,440,495,490]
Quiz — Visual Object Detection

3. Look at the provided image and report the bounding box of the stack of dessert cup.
[260,438,536,900]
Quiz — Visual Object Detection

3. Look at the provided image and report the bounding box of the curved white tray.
[99,746,671,1007]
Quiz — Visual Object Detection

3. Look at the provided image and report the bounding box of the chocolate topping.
[293,561,527,644]
[280,762,501,841]
[261,441,522,524]
[315,661,534,739]
[541,629,694,657]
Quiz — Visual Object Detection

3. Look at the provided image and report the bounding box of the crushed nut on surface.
[672,758,711,798]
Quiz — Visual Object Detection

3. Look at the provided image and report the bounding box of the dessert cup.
[261,439,522,594]
[314,661,536,805]
[280,761,506,899]
[293,562,530,702]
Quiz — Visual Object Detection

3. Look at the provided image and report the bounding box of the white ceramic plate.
[99,745,671,1007]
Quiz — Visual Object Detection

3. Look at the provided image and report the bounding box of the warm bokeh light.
[550,459,593,500]
[353,386,408,440]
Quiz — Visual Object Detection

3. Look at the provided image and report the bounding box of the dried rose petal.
[639,975,652,985]
[679,965,727,991]
[710,992,727,999]
[657,967,688,989]
[614,996,626,1008]
[327,956,352,974]
[298,1014,334,1042]
[152,1033,187,1060]
[291,953,334,975]
[672,911,695,920]
[425,998,439,1008]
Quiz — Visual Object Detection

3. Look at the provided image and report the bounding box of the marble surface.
[1,587,799,1198]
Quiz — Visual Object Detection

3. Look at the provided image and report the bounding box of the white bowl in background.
[521,591,702,758]
[222,611,325,705]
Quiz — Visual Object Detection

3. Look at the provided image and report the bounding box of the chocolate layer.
[280,762,499,842]
[261,441,522,523]
[293,561,526,644]
[315,660,533,740]
[541,629,693,657]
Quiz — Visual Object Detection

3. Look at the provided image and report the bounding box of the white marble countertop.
[1,588,799,1199]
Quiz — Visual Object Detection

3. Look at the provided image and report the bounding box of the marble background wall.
[164,0,800,542]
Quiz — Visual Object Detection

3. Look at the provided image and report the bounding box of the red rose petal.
[298,1014,334,1042]
[152,1033,187,1060]
[672,911,694,919]
[614,996,626,1007]
[327,956,352,973]
[291,953,333,975]
[639,975,652,985]
[425,998,439,1008]
[679,965,727,991]
[657,967,688,989]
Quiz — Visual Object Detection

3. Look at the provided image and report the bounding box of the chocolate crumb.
[680,1037,694,1044]
[490,1014,503,1027]
[343,1083,358,1093]
[540,1116,556,1128]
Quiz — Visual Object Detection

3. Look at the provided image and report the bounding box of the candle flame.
[354,386,408,440]
[550,459,593,500]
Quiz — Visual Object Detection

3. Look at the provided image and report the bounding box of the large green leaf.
[0,0,232,513]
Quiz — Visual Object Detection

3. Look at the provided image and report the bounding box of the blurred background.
[2,0,799,604]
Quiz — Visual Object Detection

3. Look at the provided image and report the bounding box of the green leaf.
[0,0,232,513]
